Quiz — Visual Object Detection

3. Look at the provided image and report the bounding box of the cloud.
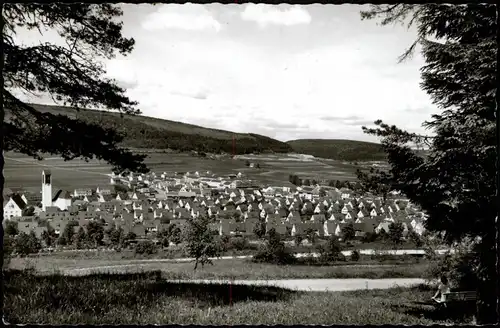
[320,115,375,126]
[13,4,437,144]
[141,4,222,32]
[320,114,363,121]
[169,90,208,100]
[241,4,311,27]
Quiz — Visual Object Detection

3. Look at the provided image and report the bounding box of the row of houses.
[5,182,426,240]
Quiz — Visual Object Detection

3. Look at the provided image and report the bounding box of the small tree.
[134,240,157,255]
[73,227,88,249]
[304,228,317,245]
[229,236,249,251]
[303,179,311,186]
[253,228,295,265]
[294,233,303,246]
[168,224,182,245]
[3,235,14,269]
[5,220,19,236]
[124,231,137,242]
[184,214,220,270]
[114,184,129,194]
[58,221,79,246]
[407,227,423,248]
[245,160,250,167]
[362,231,378,243]
[86,221,105,248]
[318,236,344,263]
[109,226,124,247]
[351,249,360,261]
[41,226,57,248]
[388,222,404,248]
[21,206,35,217]
[253,220,266,239]
[14,231,42,256]
[341,223,356,243]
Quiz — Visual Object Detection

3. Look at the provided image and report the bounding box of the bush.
[317,236,345,264]
[228,236,250,251]
[253,229,296,265]
[14,231,42,256]
[361,232,378,243]
[424,238,479,291]
[134,240,158,255]
[5,220,19,236]
[351,250,360,261]
[3,234,14,269]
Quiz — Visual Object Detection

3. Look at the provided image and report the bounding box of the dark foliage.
[359,4,497,323]
[28,104,293,155]
[134,240,157,255]
[253,228,296,265]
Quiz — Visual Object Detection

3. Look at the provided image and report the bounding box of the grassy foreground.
[4,269,473,325]
[10,257,433,280]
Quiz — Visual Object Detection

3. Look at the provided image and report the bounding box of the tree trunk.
[476,231,497,324]
[1,4,6,321]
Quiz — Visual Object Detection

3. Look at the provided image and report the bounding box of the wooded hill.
[27,104,293,155]
[286,139,387,161]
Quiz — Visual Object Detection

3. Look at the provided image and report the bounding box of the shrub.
[253,229,296,265]
[424,237,479,290]
[294,234,303,246]
[341,223,355,243]
[14,231,42,256]
[388,222,404,248]
[58,220,79,246]
[361,232,378,243]
[134,240,158,255]
[253,221,266,239]
[351,250,360,261]
[407,228,423,248]
[5,220,19,236]
[317,236,345,263]
[229,236,249,251]
[3,234,14,269]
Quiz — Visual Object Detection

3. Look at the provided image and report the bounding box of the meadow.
[4,269,474,325]
[9,255,432,280]
[4,151,360,191]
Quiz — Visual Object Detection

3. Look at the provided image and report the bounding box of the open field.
[4,269,473,325]
[9,257,433,280]
[4,151,361,191]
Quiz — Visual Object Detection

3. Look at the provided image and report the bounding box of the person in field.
[432,275,451,304]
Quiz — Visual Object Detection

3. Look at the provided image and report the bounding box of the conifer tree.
[359,4,497,323]
[1,4,149,273]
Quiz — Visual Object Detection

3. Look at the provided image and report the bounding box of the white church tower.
[42,170,52,211]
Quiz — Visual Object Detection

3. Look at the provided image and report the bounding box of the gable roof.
[11,194,27,210]
[52,190,72,202]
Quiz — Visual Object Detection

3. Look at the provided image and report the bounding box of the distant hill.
[24,104,293,155]
[286,139,387,162]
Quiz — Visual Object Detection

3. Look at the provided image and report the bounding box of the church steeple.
[42,170,52,211]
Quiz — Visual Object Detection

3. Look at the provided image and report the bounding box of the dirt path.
[164,278,426,292]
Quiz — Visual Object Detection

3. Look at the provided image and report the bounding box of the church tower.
[42,170,52,211]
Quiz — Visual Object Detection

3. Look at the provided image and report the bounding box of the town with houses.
[3,169,427,244]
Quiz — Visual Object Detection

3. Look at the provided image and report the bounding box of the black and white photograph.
[1,2,498,325]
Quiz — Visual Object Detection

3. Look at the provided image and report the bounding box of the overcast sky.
[14,4,436,143]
